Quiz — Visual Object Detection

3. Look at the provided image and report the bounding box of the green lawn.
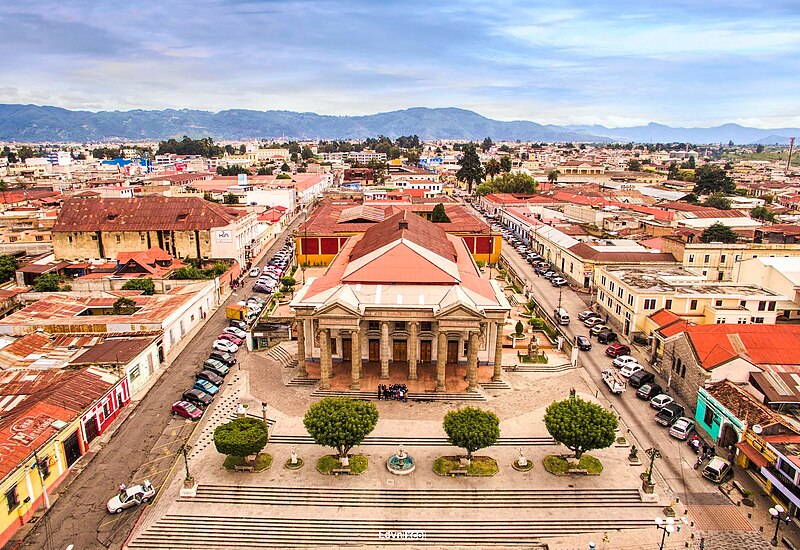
[223,453,273,472]
[316,454,368,475]
[543,454,603,475]
[433,456,499,476]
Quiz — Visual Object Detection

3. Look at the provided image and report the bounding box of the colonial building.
[51,196,258,268]
[291,210,511,393]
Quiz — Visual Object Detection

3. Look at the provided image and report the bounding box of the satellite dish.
[753,424,763,434]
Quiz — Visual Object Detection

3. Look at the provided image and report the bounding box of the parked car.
[217,333,244,346]
[543,271,556,279]
[584,317,603,328]
[578,310,600,322]
[171,400,203,420]
[212,340,239,353]
[253,284,273,294]
[203,358,230,377]
[649,394,675,410]
[605,343,631,358]
[655,403,685,426]
[628,370,655,389]
[106,481,156,514]
[182,388,213,407]
[193,379,220,396]
[702,457,733,484]
[196,369,224,387]
[612,355,638,368]
[619,363,643,378]
[590,323,610,336]
[669,417,696,440]
[223,326,247,339]
[636,383,663,400]
[575,335,592,351]
[229,319,248,330]
[596,330,617,344]
[248,267,261,277]
[551,277,568,287]
[210,351,236,365]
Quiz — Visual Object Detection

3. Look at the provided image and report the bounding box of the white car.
[106,481,155,514]
[612,355,638,369]
[248,267,261,277]
[619,363,643,378]
[649,394,674,410]
[584,317,603,328]
[223,327,246,339]
[213,340,239,353]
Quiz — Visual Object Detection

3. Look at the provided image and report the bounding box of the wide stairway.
[128,486,658,548]
[266,342,297,368]
[310,388,487,402]
[266,434,556,446]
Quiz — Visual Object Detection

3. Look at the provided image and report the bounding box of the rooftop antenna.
[787,137,795,171]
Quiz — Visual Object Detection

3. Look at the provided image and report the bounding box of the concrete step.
[310,389,487,402]
[182,485,644,508]
[480,380,511,390]
[504,363,575,373]
[266,434,555,446]
[287,377,319,386]
[266,342,297,368]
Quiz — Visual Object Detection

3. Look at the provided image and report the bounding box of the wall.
[53,229,212,262]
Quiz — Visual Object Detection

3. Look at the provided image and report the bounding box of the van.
[702,457,732,484]
[554,308,570,325]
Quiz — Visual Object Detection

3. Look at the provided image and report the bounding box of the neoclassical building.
[290,210,511,393]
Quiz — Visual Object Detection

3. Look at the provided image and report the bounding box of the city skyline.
[0,0,799,128]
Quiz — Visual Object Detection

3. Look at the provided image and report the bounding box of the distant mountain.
[565,122,800,145]
[0,104,796,144]
[0,104,605,143]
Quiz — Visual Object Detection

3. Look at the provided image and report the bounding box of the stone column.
[492,321,504,382]
[380,321,390,379]
[350,328,361,390]
[466,331,479,393]
[436,330,447,393]
[319,328,331,390]
[296,318,307,378]
[408,322,418,380]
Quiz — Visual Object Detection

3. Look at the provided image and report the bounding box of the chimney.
[398,220,409,230]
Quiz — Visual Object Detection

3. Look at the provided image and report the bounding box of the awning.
[776,300,800,311]
[736,441,769,468]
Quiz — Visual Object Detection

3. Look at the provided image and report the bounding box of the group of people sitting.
[377,384,408,401]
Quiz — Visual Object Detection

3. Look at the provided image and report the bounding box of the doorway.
[420,340,432,363]
[63,431,82,467]
[447,341,459,363]
[368,339,380,362]
[393,340,407,362]
[84,417,99,445]
[341,339,352,362]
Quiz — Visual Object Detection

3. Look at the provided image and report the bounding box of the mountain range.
[0,104,797,145]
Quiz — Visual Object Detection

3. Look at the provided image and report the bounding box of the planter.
[641,480,655,494]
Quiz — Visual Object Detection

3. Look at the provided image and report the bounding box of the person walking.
[377,385,382,400]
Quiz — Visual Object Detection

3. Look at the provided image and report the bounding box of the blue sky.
[1,0,798,127]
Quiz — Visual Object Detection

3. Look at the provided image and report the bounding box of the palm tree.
[485,159,501,178]
[547,170,560,184]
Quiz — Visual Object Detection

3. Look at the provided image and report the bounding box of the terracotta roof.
[568,243,678,263]
[349,210,456,265]
[53,196,243,232]
[649,309,681,328]
[117,246,173,265]
[656,319,690,338]
[0,189,59,205]
[687,324,800,370]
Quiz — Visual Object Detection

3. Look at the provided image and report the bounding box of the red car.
[171,400,203,420]
[217,333,244,345]
[605,343,631,358]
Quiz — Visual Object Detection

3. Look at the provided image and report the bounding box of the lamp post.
[655,516,688,550]
[179,444,193,482]
[769,504,791,546]
[645,447,662,485]
[261,401,268,426]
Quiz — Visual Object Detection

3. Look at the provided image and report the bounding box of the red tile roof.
[349,210,456,264]
[687,325,800,370]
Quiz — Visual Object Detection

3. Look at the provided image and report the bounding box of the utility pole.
[787,137,795,171]
[32,449,50,510]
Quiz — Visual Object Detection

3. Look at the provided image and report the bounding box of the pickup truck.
[655,403,685,426]
[602,369,626,394]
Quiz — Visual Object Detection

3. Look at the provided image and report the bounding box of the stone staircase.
[480,379,511,390]
[310,388,487,402]
[286,376,319,387]
[266,342,297,368]
[504,363,575,373]
[265,434,556,446]
[182,485,645,508]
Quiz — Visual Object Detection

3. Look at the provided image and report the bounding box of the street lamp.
[178,444,193,482]
[261,401,268,425]
[655,516,688,550]
[769,504,791,546]
[645,447,662,485]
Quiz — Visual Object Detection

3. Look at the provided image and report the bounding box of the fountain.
[386,444,415,475]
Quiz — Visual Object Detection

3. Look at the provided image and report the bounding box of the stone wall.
[53,229,212,261]
[657,333,710,412]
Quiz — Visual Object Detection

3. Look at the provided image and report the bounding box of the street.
[17,215,303,550]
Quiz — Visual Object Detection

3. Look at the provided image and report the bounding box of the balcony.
[763,466,800,508]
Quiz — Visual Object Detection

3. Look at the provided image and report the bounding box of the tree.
[112,297,137,315]
[700,222,739,244]
[544,397,617,459]
[431,203,451,223]
[481,137,493,152]
[0,180,8,204]
[213,417,269,459]
[474,183,495,197]
[484,159,501,178]
[667,162,679,180]
[442,407,500,461]
[702,194,732,210]
[456,144,484,194]
[257,166,273,175]
[479,173,538,196]
[223,193,238,204]
[121,278,155,295]
[0,255,19,283]
[173,266,206,280]
[304,397,378,460]
[693,165,734,195]
[515,320,524,336]
[626,159,642,172]
[301,146,315,160]
[33,273,61,292]
[756,144,765,153]
[216,165,249,176]
[500,156,512,173]
[751,206,776,222]
[547,170,559,184]
[280,162,291,172]
[366,160,388,184]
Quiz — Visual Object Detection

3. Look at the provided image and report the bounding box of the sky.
[1,0,799,128]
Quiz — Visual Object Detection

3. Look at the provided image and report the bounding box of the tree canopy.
[443,407,500,460]
[112,297,137,315]
[544,397,617,459]
[702,193,732,210]
[481,137,493,152]
[0,255,20,284]
[699,222,739,244]
[627,159,642,172]
[121,278,155,295]
[157,136,224,158]
[750,206,776,222]
[693,165,735,195]
[456,144,484,194]
[213,417,269,458]
[500,156,512,173]
[474,172,538,196]
[484,158,501,178]
[33,273,61,292]
[303,397,378,458]
[216,165,250,176]
[547,170,559,184]
[431,203,451,223]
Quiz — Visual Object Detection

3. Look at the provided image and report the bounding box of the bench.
[234,464,255,473]
[332,468,351,476]
[732,480,747,495]
[449,469,469,477]
[568,468,589,476]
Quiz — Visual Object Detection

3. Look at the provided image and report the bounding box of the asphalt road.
[18,217,302,550]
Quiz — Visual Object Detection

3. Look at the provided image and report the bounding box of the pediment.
[314,301,361,318]
[435,302,483,320]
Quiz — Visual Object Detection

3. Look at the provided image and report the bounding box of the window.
[5,485,19,512]
[599,291,605,301]
[91,235,98,241]
[665,299,673,310]
[778,458,798,480]
[421,322,432,332]
[704,406,718,427]
[715,300,723,307]
[601,275,606,286]
[735,254,741,261]
[8,237,16,243]
[716,318,726,324]
[720,254,726,263]
[330,338,337,353]
[570,262,573,274]
[688,254,695,263]
[680,364,686,378]
[740,300,747,308]
[394,321,406,332]
[607,297,612,307]
[738,318,748,324]
[643,299,657,310]
[141,234,146,243]
[368,321,380,331]
[617,287,624,298]
[130,365,141,380]
[690,299,698,310]
[103,400,112,418]
[769,301,776,311]
[615,304,621,315]
[704,255,710,263]
[702,270,707,276]
[67,235,73,243]
[114,235,121,243]
[627,295,634,306]
[35,235,43,242]
[609,282,615,292]
[38,456,51,479]
[752,317,764,324]
[758,301,767,311]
